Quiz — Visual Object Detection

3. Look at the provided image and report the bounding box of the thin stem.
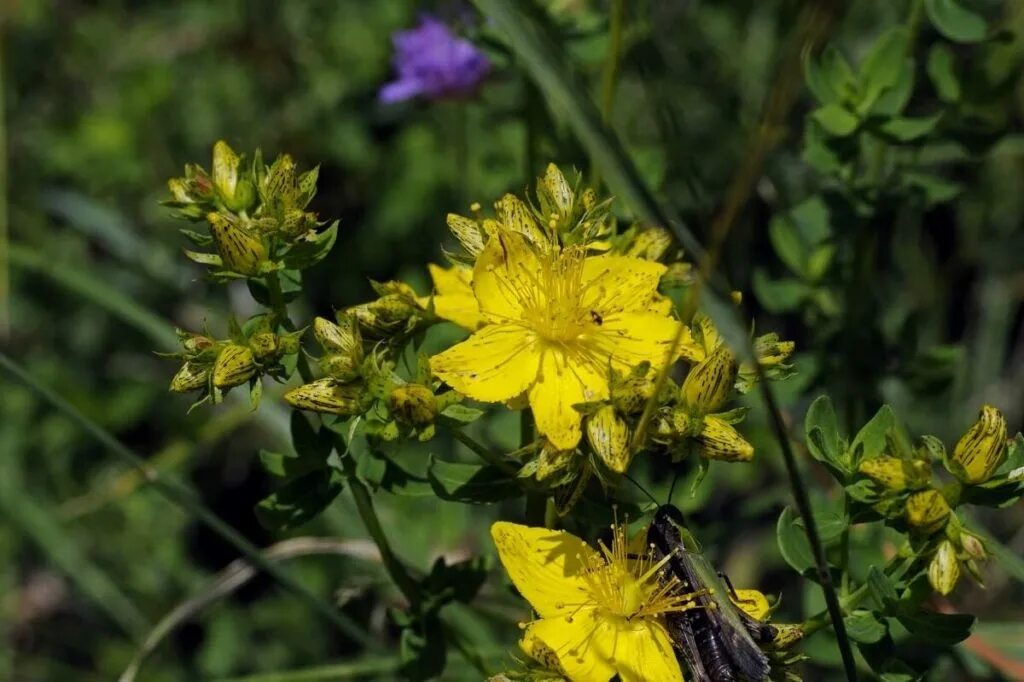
[801,555,916,637]
[0,20,8,340]
[756,371,858,682]
[265,270,314,383]
[591,0,626,189]
[340,452,421,607]
[0,353,373,648]
[452,429,517,475]
[839,495,852,598]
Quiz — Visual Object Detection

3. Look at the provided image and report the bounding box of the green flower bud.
[388,384,438,426]
[905,489,951,534]
[928,540,961,596]
[697,415,754,462]
[951,405,1007,485]
[626,227,672,261]
[281,208,317,237]
[206,212,266,276]
[284,378,363,415]
[320,354,360,382]
[533,444,574,483]
[586,405,632,473]
[681,345,737,414]
[753,333,795,367]
[213,344,258,389]
[277,329,303,356]
[248,332,279,361]
[182,333,215,354]
[661,262,695,288]
[170,361,210,393]
[771,624,805,649]
[314,316,361,356]
[537,163,574,222]
[960,531,987,561]
[349,295,418,337]
[652,407,698,440]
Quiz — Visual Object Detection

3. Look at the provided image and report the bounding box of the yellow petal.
[582,255,666,314]
[430,324,540,402]
[522,614,616,682]
[431,294,483,331]
[731,589,771,621]
[428,263,473,296]
[524,616,683,682]
[472,232,541,323]
[491,522,598,619]
[529,347,608,450]
[587,312,687,373]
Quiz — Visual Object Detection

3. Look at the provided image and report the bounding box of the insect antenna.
[622,471,659,507]
[667,468,682,507]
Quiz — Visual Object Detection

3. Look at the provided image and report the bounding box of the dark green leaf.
[904,171,962,204]
[776,506,816,575]
[255,469,344,531]
[290,411,333,459]
[427,457,520,504]
[752,271,810,312]
[423,555,491,605]
[869,59,915,117]
[859,28,909,109]
[850,405,895,466]
[925,0,988,43]
[805,395,842,465]
[398,612,447,681]
[879,114,943,142]
[437,404,485,425]
[868,566,900,608]
[769,216,809,277]
[258,449,325,480]
[896,608,974,645]
[282,220,339,270]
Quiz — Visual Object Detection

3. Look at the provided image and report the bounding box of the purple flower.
[379,15,490,103]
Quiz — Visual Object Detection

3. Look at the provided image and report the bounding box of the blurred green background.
[2,0,1023,680]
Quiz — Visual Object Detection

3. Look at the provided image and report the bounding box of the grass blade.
[0,352,374,650]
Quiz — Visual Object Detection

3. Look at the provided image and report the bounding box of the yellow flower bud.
[858,457,929,491]
[960,532,986,561]
[625,227,672,261]
[661,262,694,288]
[280,208,316,237]
[170,361,210,392]
[697,416,754,462]
[538,163,574,220]
[928,540,961,596]
[349,293,418,337]
[284,379,363,415]
[213,344,258,389]
[248,332,279,361]
[313,316,360,356]
[771,624,805,649]
[206,212,266,276]
[320,353,361,382]
[495,193,547,247]
[905,489,951,534]
[610,371,657,415]
[182,333,215,354]
[754,333,795,367]
[388,384,438,426]
[681,345,737,413]
[730,589,771,622]
[951,405,1007,485]
[212,140,240,203]
[586,405,632,473]
[446,213,486,257]
[534,444,574,482]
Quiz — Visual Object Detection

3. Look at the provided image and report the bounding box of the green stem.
[0,21,8,340]
[452,429,517,475]
[265,270,314,383]
[755,371,859,682]
[341,453,421,607]
[839,495,852,598]
[801,555,916,637]
[591,0,626,189]
[0,353,373,648]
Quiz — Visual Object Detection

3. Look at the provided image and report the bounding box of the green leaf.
[904,171,962,204]
[247,269,303,305]
[258,448,325,480]
[752,271,810,312]
[868,566,900,608]
[927,45,961,102]
[804,48,840,104]
[422,555,491,605]
[896,608,974,645]
[282,220,340,270]
[255,469,344,531]
[183,249,222,266]
[807,511,848,546]
[805,395,842,465]
[869,59,915,117]
[850,405,896,466]
[812,104,860,137]
[769,216,809,277]
[845,610,888,643]
[398,613,447,681]
[879,113,943,142]
[290,411,333,460]
[925,0,988,43]
[859,28,909,109]
[427,457,519,504]
[437,404,485,425]
[776,506,816,575]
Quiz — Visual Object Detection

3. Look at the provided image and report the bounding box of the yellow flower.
[491,521,699,682]
[951,405,1007,485]
[431,232,683,449]
[420,263,484,330]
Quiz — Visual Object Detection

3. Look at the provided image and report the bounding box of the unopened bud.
[182,333,215,354]
[533,444,574,482]
[928,540,961,596]
[349,296,417,336]
[611,371,657,415]
[905,489,951,534]
[446,213,486,257]
[314,316,361,356]
[586,405,631,473]
[661,262,694,288]
[170,362,210,392]
[730,590,770,622]
[537,163,574,222]
[320,353,361,382]
[281,208,316,237]
[858,456,929,491]
[697,416,754,462]
[754,333,795,367]
[771,624,805,649]
[212,140,241,205]
[388,384,438,426]
[213,344,258,389]
[206,212,266,276]
[681,345,736,413]
[960,532,986,561]
[626,227,672,261]
[248,332,279,361]
[951,405,1007,485]
[284,378,364,416]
